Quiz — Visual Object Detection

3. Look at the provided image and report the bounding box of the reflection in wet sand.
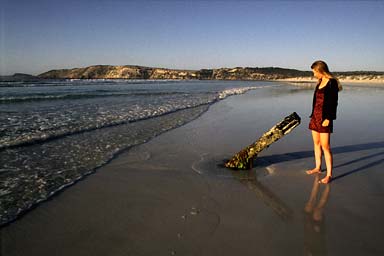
[232,170,293,221]
[304,174,330,256]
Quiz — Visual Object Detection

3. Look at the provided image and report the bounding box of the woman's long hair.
[311,60,342,91]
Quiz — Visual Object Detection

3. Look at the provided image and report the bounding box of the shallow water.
[0,80,275,225]
[0,80,271,149]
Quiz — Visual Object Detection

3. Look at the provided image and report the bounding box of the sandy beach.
[1,84,384,255]
[277,77,384,86]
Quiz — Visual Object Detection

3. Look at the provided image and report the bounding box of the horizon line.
[3,64,384,77]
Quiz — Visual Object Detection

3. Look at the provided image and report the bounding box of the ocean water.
[0,79,275,225]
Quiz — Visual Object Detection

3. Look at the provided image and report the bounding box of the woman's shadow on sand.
[254,141,384,182]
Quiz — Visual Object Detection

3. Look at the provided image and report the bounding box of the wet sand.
[1,85,384,255]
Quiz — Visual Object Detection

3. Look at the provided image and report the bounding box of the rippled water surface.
[0,79,275,225]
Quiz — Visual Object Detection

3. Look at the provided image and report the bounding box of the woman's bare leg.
[307,131,322,174]
[319,133,333,183]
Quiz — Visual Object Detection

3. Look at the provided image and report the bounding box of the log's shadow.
[253,141,384,181]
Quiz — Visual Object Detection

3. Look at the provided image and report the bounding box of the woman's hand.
[322,119,330,127]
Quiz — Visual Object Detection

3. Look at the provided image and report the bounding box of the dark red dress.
[309,86,333,133]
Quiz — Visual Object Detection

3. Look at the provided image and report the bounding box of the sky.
[1,0,384,75]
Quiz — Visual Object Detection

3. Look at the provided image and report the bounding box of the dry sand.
[277,76,384,84]
[1,85,384,255]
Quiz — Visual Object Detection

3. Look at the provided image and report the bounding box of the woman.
[306,60,341,184]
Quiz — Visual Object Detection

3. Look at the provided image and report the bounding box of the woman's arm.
[322,79,338,121]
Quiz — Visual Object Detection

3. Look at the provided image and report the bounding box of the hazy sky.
[1,0,384,75]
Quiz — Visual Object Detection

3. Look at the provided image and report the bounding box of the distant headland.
[37,65,314,80]
[1,65,384,83]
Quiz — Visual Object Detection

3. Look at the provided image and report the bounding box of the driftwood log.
[225,112,301,170]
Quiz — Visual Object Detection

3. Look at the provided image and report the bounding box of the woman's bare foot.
[306,168,321,175]
[319,176,332,184]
